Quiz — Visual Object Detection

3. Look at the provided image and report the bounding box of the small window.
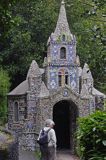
[14,102,19,122]
[62,35,65,41]
[60,47,66,59]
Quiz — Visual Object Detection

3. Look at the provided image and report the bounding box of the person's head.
[45,119,55,128]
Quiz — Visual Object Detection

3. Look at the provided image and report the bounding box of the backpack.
[37,128,51,145]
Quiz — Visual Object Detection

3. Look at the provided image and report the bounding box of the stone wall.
[8,95,27,131]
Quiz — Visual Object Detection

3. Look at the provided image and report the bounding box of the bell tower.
[44,0,80,92]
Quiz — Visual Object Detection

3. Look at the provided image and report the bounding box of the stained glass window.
[58,69,69,86]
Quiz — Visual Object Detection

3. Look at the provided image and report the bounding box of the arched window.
[62,35,65,41]
[58,69,69,86]
[60,47,66,59]
[14,102,19,122]
[65,71,68,85]
[58,72,62,86]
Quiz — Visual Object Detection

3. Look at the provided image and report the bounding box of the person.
[38,119,57,160]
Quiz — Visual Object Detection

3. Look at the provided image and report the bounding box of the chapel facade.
[8,0,105,152]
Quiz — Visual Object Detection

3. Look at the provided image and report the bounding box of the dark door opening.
[53,100,70,149]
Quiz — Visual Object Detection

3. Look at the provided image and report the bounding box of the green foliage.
[0,0,58,89]
[76,111,106,160]
[0,0,17,52]
[104,100,106,110]
[0,68,10,124]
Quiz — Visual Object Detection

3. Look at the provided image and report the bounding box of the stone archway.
[53,100,78,151]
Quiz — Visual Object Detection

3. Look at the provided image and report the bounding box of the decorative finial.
[61,0,65,5]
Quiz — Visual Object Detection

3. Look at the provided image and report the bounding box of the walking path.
[19,149,79,160]
[57,150,79,160]
[19,150,36,160]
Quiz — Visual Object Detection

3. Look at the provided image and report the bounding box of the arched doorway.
[53,100,78,150]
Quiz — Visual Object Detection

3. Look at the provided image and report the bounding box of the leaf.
[102,140,106,146]
[96,139,101,143]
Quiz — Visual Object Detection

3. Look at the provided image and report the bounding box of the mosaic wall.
[49,43,76,65]
[46,35,79,92]
[47,65,78,92]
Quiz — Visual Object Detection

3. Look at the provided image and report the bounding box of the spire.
[53,0,73,40]
[26,60,41,79]
[81,63,94,94]
[82,63,93,80]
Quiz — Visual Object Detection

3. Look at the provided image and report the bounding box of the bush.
[76,111,106,160]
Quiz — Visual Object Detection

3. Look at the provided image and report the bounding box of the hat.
[45,119,55,126]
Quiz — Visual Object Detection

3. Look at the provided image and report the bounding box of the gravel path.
[19,149,79,160]
[57,150,79,160]
[19,150,36,160]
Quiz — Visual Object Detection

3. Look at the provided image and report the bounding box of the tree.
[0,0,17,52]
[0,68,10,124]
[66,0,106,93]
[0,0,58,89]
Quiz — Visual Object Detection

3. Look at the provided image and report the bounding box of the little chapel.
[8,0,105,151]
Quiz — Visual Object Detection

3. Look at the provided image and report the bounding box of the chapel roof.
[8,80,28,96]
[8,59,44,96]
